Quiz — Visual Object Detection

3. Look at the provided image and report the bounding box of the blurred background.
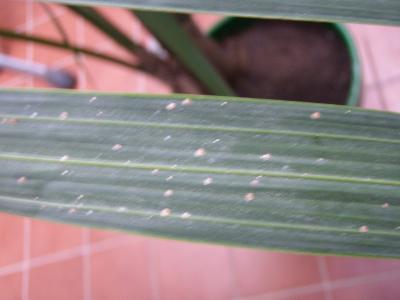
[0,1,400,299]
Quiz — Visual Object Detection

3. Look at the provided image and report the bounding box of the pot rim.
[208,17,361,106]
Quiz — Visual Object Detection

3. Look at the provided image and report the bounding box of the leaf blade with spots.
[45,0,400,26]
[0,89,399,258]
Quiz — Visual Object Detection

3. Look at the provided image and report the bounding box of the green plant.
[0,0,399,258]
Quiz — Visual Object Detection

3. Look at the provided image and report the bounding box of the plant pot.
[208,17,361,106]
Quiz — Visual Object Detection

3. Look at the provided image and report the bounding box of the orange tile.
[83,54,168,93]
[90,228,127,242]
[151,239,234,300]
[343,24,400,104]
[137,73,171,94]
[90,228,154,247]
[359,25,400,86]
[33,8,74,38]
[331,271,400,300]
[360,86,384,110]
[29,256,83,300]
[382,80,400,113]
[32,12,79,64]
[0,213,24,267]
[0,0,29,70]
[0,272,22,300]
[0,1,26,31]
[91,239,152,300]
[325,256,400,280]
[33,2,66,21]
[30,219,82,257]
[192,14,223,33]
[90,229,149,243]
[81,21,135,62]
[0,75,26,88]
[0,1,38,87]
[231,248,321,297]
[1,37,28,60]
[83,56,137,91]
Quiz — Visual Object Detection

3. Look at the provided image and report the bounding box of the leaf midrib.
[1,194,399,237]
[2,114,400,145]
[1,153,399,186]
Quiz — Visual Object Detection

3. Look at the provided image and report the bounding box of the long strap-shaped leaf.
[46,0,400,25]
[0,89,399,258]
[133,11,234,96]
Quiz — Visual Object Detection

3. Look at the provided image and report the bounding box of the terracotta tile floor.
[0,1,399,299]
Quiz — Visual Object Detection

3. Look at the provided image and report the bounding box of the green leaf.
[45,0,400,25]
[133,11,235,96]
[1,89,399,258]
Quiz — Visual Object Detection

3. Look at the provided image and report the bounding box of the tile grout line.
[327,267,400,290]
[82,230,92,300]
[31,235,134,269]
[22,1,33,299]
[0,235,135,278]
[1,229,400,300]
[21,219,31,300]
[240,282,323,300]
[227,248,241,299]
[147,240,161,300]
[316,257,333,300]
[76,15,92,300]
[16,3,65,33]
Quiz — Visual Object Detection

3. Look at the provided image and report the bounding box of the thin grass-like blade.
[66,6,139,52]
[68,6,234,95]
[133,11,234,96]
[0,29,137,71]
[0,89,399,258]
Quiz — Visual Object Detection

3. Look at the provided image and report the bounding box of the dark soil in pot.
[216,20,352,104]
